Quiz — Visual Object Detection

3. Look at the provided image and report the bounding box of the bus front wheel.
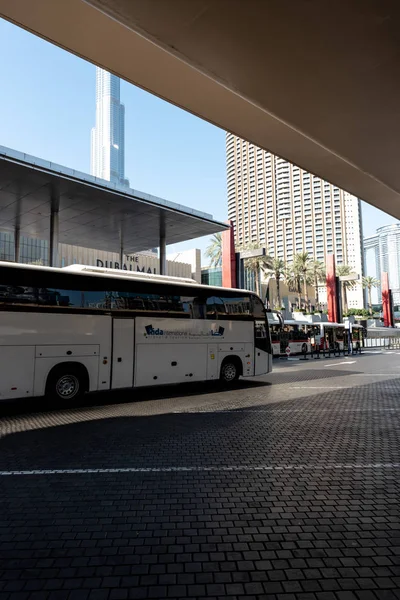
[220,357,241,384]
[46,364,88,403]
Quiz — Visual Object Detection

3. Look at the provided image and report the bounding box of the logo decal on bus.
[144,325,224,337]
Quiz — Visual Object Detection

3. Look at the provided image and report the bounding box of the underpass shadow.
[1,375,400,473]
[0,378,271,418]
[2,376,400,600]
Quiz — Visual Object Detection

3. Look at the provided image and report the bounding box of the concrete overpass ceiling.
[1,0,400,217]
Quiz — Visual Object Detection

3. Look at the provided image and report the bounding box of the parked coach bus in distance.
[0,262,272,402]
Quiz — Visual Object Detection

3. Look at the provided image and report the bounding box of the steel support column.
[159,214,167,275]
[14,228,20,263]
[118,223,125,269]
[49,188,60,267]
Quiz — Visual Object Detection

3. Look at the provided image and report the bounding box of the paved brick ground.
[1,351,400,599]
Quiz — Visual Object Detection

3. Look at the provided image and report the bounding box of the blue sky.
[0,18,397,263]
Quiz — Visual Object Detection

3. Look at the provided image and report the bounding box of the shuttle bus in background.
[0,262,272,403]
[267,313,365,355]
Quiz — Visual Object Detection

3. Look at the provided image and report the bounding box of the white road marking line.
[0,463,399,476]
[290,386,344,389]
[351,373,400,376]
[177,408,400,414]
[327,361,357,366]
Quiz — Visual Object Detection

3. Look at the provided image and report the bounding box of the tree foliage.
[205,233,222,268]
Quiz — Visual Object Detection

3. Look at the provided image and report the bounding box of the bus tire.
[45,363,88,403]
[220,356,241,384]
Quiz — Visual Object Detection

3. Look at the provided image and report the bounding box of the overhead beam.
[1,0,400,218]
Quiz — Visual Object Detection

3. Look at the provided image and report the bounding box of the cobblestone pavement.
[1,351,400,600]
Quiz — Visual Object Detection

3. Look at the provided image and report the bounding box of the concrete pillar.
[49,205,59,267]
[159,233,167,275]
[15,189,21,263]
[49,185,60,268]
[119,241,124,269]
[326,254,338,323]
[159,214,167,275]
[222,221,236,288]
[14,227,20,263]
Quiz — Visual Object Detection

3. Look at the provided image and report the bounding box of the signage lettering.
[96,259,156,274]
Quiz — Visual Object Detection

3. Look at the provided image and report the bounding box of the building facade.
[0,234,201,282]
[91,68,129,186]
[364,223,400,305]
[226,133,364,308]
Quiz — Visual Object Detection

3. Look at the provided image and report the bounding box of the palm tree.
[294,252,312,309]
[362,275,380,315]
[238,243,272,296]
[285,263,302,308]
[336,264,357,314]
[266,258,286,309]
[309,260,326,306]
[205,233,222,267]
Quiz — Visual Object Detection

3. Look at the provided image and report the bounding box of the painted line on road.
[290,385,344,389]
[327,361,357,366]
[176,408,400,414]
[351,373,400,376]
[0,463,399,477]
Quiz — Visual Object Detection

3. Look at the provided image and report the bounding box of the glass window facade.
[0,232,48,265]
[201,267,222,287]
[0,232,14,261]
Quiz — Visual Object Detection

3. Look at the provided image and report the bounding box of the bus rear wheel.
[46,364,87,403]
[220,358,240,384]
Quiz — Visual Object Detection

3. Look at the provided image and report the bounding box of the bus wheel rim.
[223,364,236,381]
[56,375,79,397]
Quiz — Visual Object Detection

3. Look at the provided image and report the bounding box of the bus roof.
[0,261,262,298]
[63,264,198,286]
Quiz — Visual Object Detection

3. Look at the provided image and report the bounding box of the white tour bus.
[0,262,272,402]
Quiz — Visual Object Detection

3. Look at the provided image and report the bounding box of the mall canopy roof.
[0,146,228,254]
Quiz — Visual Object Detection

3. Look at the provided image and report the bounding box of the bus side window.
[206,296,226,318]
[182,296,205,319]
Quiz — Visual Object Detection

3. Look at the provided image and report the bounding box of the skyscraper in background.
[91,68,129,187]
[364,223,400,305]
[226,133,364,308]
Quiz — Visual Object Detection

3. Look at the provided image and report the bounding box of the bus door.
[254,320,270,375]
[111,318,134,388]
[325,327,335,349]
[280,328,290,353]
[336,326,345,350]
